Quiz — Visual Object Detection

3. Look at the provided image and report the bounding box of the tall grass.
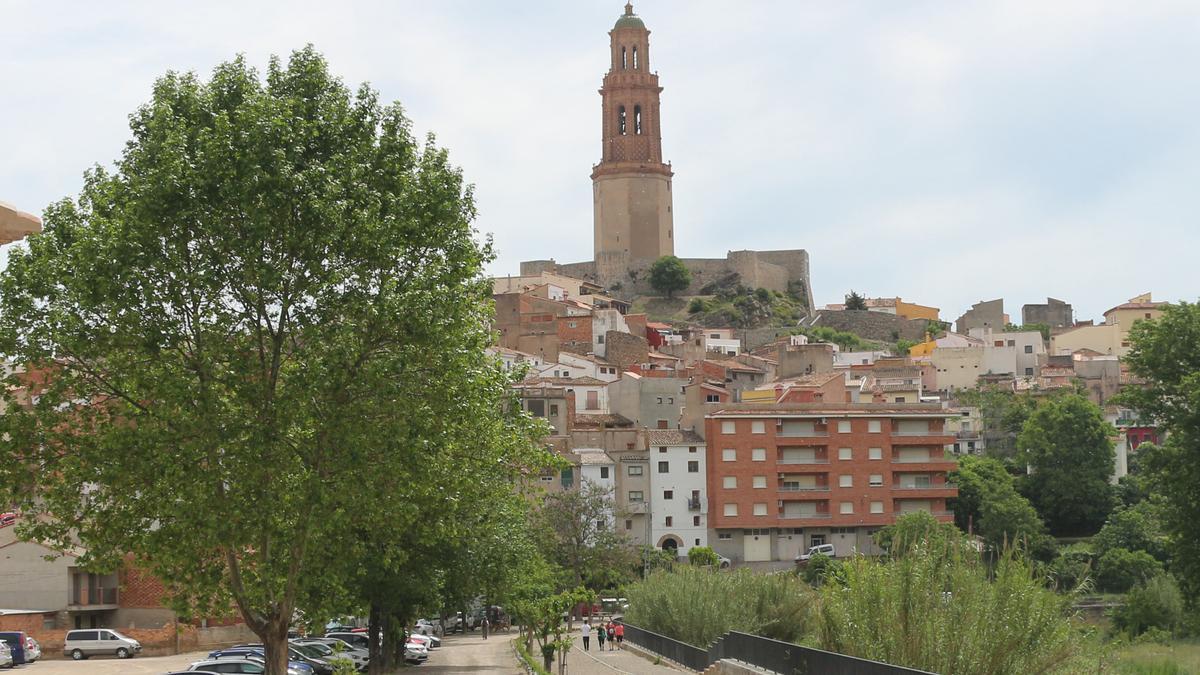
[817,546,1080,675]
[623,565,814,647]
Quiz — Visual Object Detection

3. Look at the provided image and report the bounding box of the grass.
[1110,640,1200,674]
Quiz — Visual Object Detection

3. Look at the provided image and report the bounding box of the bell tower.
[592,2,674,264]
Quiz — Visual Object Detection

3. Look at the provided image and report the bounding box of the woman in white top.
[581,621,591,651]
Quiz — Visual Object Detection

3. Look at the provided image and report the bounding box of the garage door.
[743,529,772,562]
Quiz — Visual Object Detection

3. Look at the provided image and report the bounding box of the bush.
[817,548,1080,675]
[1047,543,1094,591]
[1111,575,1185,638]
[623,565,815,647]
[1097,548,1163,593]
[801,553,844,587]
[754,287,771,302]
[687,546,719,567]
[688,298,709,314]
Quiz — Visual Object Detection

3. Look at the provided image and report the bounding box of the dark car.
[207,646,314,674]
[231,644,332,675]
[0,633,28,665]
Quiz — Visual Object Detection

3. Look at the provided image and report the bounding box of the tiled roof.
[706,358,764,373]
[575,450,615,465]
[1104,301,1167,315]
[573,413,635,428]
[766,372,843,388]
[710,402,949,417]
[645,429,705,446]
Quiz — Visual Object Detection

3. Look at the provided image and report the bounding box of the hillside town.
[0,3,1197,675]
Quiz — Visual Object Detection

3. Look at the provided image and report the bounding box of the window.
[994,340,1004,347]
[871,501,884,514]
[657,397,663,404]
[868,420,882,433]
[539,475,554,483]
[1007,339,1016,347]
[839,475,853,488]
[596,519,606,530]
[668,397,674,404]
[659,447,667,453]
[618,106,627,135]
[658,461,669,473]
[600,467,610,479]
[689,446,698,453]
[628,491,644,502]
[1025,367,1034,376]
[621,45,627,69]
[837,420,851,433]
[664,490,674,500]
[718,532,732,541]
[633,45,639,69]
[840,502,854,514]
[753,503,768,516]
[549,404,559,416]
[869,474,883,486]
[597,334,605,344]
[625,519,633,530]
[869,447,882,460]
[628,465,643,476]
[838,447,852,460]
[895,397,906,403]
[585,390,598,410]
[693,516,701,526]
[706,394,721,403]
[665,516,673,526]
[527,399,545,416]
[752,448,766,461]
[724,503,738,517]
[751,420,766,434]
[722,448,737,462]
[721,421,736,434]
[568,321,577,328]
[560,468,573,489]
[1024,345,1034,354]
[752,475,767,489]
[687,460,699,473]
[634,105,642,134]
[723,476,737,489]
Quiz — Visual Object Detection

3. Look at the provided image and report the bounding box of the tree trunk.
[262,616,291,675]
[542,646,554,672]
[368,601,385,675]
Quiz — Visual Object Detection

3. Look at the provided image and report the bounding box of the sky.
[2,0,1198,322]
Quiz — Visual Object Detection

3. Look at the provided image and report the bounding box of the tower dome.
[614,3,645,30]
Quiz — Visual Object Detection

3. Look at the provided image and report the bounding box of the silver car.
[0,640,12,668]
[62,628,142,660]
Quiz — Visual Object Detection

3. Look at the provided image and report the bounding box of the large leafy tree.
[534,481,639,591]
[1119,301,1200,600]
[949,455,1050,556]
[1017,394,1116,536]
[648,255,691,298]
[0,47,545,674]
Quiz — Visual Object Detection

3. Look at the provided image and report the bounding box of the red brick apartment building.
[703,403,957,563]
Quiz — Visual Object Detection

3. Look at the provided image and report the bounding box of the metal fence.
[621,623,936,675]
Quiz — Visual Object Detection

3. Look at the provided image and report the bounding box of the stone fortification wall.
[802,310,929,343]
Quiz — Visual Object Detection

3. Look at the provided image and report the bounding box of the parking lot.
[10,652,210,674]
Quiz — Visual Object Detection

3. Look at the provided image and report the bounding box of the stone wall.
[605,331,649,370]
[801,310,928,343]
[1022,298,1073,328]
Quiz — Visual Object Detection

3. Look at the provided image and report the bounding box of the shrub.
[817,548,1080,675]
[801,553,844,587]
[687,546,719,567]
[1047,543,1094,591]
[1111,575,1184,638]
[754,287,771,302]
[688,298,708,314]
[623,565,814,647]
[1097,548,1163,593]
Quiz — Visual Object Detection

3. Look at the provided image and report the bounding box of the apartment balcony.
[687,498,702,511]
[778,488,831,501]
[67,586,118,610]
[776,435,829,446]
[892,486,958,498]
[779,513,832,520]
[891,432,954,446]
[777,457,830,465]
[955,430,981,440]
[625,502,647,514]
[777,485,831,492]
[890,457,957,472]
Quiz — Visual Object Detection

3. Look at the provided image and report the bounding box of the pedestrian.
[482,615,490,640]
[581,620,591,651]
[615,621,624,648]
[606,621,616,650]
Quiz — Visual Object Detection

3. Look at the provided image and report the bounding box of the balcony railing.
[778,458,830,465]
[778,431,829,438]
[69,587,118,606]
[778,486,830,492]
[892,455,949,463]
[956,430,981,439]
[780,513,831,520]
[687,498,702,511]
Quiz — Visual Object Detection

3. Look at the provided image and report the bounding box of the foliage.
[686,546,719,567]
[1118,302,1200,602]
[1047,543,1095,591]
[793,325,873,352]
[894,338,918,356]
[873,511,968,557]
[641,545,678,573]
[817,547,1080,675]
[956,386,1040,457]
[648,255,691,298]
[800,553,845,587]
[949,455,1014,532]
[534,482,639,591]
[687,285,806,329]
[1094,501,1170,563]
[517,587,592,672]
[623,566,815,647]
[1018,393,1116,535]
[1097,549,1164,593]
[754,287,771,302]
[1112,575,1186,638]
[977,490,1056,560]
[0,46,550,674]
[844,290,868,311]
[687,297,709,314]
[514,637,552,675]
[1005,322,1051,342]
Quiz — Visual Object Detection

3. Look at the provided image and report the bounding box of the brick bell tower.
[592,2,674,265]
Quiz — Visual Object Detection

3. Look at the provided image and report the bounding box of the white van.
[795,543,837,564]
[63,628,142,660]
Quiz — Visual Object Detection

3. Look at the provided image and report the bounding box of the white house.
[645,429,708,558]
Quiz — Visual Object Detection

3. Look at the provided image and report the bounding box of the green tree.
[1118,302,1200,601]
[956,386,1040,457]
[0,47,544,675]
[1096,548,1162,593]
[844,290,868,310]
[1111,574,1185,638]
[874,511,967,556]
[1017,394,1116,536]
[534,482,639,591]
[648,255,691,298]
[687,546,719,567]
[1092,500,1169,563]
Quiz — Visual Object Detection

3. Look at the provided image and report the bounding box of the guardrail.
[620,623,934,674]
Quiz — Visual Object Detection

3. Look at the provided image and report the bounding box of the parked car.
[23,635,40,662]
[413,618,442,636]
[325,632,370,650]
[62,628,141,660]
[0,512,15,527]
[404,640,428,664]
[0,633,27,665]
[208,646,314,674]
[717,554,732,569]
[0,641,12,669]
[407,633,439,650]
[188,659,267,674]
[296,637,369,671]
[291,640,363,672]
[795,543,837,564]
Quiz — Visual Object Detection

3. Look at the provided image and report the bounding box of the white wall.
[647,444,708,557]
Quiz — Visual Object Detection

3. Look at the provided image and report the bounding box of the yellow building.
[1050,294,1168,357]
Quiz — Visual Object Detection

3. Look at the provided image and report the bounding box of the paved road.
[17,651,210,674]
[566,637,680,674]
[421,633,522,674]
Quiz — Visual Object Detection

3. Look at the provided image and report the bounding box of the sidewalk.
[565,636,680,674]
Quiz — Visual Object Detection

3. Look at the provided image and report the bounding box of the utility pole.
[643,491,652,577]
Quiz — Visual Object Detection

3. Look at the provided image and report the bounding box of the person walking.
[481,615,490,640]
[614,621,624,648]
[581,621,591,651]
[596,620,607,651]
[606,621,616,651]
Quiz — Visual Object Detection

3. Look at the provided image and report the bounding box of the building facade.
[646,430,708,557]
[704,404,956,563]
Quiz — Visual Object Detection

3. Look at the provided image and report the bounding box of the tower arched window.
[633,46,639,70]
[622,46,627,70]
[634,105,642,135]
[618,106,627,135]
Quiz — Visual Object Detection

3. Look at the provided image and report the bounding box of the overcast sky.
[2,0,1197,322]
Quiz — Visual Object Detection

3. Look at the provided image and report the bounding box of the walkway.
[565,636,681,674]
[421,633,523,674]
